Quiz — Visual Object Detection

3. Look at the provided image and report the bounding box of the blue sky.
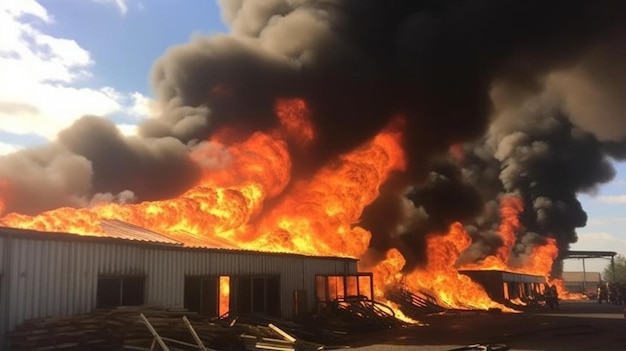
[1,0,624,273]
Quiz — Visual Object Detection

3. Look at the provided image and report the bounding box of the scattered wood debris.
[9,302,403,351]
[386,287,447,317]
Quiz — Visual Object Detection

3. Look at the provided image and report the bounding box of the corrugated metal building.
[0,224,360,348]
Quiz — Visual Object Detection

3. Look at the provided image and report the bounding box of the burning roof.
[1,0,625,310]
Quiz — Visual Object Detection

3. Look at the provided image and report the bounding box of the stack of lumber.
[8,306,219,351]
[9,301,402,351]
[385,287,447,317]
[9,307,330,351]
[8,313,114,351]
[236,322,324,351]
[314,296,402,333]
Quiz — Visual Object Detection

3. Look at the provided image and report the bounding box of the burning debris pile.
[1,0,626,310]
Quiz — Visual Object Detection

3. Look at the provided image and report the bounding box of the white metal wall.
[0,235,358,349]
[0,236,5,274]
[144,249,357,317]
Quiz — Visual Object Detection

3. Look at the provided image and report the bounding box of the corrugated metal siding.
[0,236,358,350]
[144,250,358,316]
[0,236,4,273]
[8,240,92,330]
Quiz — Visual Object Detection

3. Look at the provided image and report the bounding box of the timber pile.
[385,288,447,317]
[9,301,401,351]
[8,307,330,351]
[8,306,226,351]
[314,296,402,333]
[235,321,325,351]
[228,314,345,348]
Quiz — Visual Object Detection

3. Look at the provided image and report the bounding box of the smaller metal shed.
[459,269,546,304]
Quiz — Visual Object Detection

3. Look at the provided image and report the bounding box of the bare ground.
[346,300,626,351]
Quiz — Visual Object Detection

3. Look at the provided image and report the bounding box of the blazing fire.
[219,276,230,316]
[0,98,564,311]
[460,196,558,277]
[0,179,8,216]
[550,278,587,301]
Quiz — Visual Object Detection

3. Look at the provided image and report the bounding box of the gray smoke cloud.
[1,0,625,277]
[0,116,200,215]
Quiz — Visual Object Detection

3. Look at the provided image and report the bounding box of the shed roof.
[459,269,546,283]
[100,219,183,245]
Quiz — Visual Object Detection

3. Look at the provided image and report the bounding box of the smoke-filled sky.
[1,0,626,273]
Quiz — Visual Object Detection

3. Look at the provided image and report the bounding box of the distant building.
[0,223,371,350]
[562,271,602,293]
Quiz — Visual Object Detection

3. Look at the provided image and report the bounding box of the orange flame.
[0,98,563,311]
[275,98,315,147]
[1,130,292,242]
[550,278,586,300]
[521,237,559,276]
[496,195,523,263]
[449,143,464,162]
[219,276,230,316]
[0,179,9,216]
[404,223,512,311]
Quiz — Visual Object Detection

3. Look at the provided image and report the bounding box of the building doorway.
[235,275,280,317]
[184,275,230,317]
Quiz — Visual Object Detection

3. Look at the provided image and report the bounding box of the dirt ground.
[346,300,626,351]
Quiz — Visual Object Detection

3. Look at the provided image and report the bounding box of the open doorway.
[184,275,230,317]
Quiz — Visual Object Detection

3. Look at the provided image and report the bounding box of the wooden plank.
[182,316,209,351]
[139,313,170,351]
[255,341,295,351]
[268,324,296,343]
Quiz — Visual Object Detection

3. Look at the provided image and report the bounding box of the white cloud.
[116,123,138,136]
[1,0,52,23]
[90,0,129,15]
[0,142,20,155]
[0,1,152,142]
[126,91,158,118]
[596,195,626,204]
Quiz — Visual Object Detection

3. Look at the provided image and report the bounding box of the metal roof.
[166,229,240,249]
[0,225,358,261]
[100,219,183,246]
[459,269,546,283]
[564,250,618,259]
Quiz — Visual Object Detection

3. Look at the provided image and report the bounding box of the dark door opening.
[236,276,280,317]
[184,276,230,317]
